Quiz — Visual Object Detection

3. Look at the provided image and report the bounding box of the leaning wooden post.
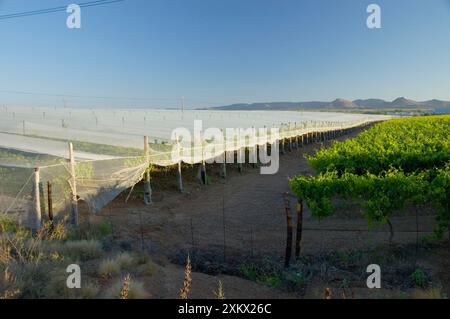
[68,142,78,226]
[295,200,304,258]
[33,167,42,230]
[143,136,153,204]
[283,193,293,268]
[176,135,183,193]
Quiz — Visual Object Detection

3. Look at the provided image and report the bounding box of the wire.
[0,0,126,21]
[0,89,180,102]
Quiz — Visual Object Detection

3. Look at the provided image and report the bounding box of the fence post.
[295,200,304,259]
[283,193,293,268]
[176,135,183,192]
[34,167,42,230]
[143,136,153,204]
[68,143,78,226]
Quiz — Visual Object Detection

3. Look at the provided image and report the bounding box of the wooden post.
[295,200,304,258]
[68,143,78,226]
[22,120,26,135]
[283,193,293,268]
[34,167,42,230]
[176,135,183,192]
[143,136,153,204]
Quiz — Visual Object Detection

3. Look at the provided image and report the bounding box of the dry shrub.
[78,282,101,299]
[115,252,135,269]
[62,240,103,261]
[37,266,101,299]
[98,258,121,279]
[410,288,447,299]
[97,253,137,279]
[137,259,158,277]
[104,277,149,299]
[0,266,22,299]
[43,219,68,241]
[0,216,106,299]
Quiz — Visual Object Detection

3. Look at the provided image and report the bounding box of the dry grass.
[214,280,226,299]
[120,274,131,299]
[179,255,192,299]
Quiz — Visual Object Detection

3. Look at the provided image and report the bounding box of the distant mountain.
[212,97,450,113]
[327,99,358,109]
[353,99,388,108]
[390,97,422,108]
[422,99,450,109]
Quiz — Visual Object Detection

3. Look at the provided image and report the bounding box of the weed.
[410,269,428,288]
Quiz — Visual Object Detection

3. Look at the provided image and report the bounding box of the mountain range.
[211,97,450,113]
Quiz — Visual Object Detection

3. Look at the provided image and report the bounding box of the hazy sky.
[1,0,449,108]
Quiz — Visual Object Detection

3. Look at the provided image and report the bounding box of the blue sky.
[0,0,449,108]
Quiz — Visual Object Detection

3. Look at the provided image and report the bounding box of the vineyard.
[290,115,450,239]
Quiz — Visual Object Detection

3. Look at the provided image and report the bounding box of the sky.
[0,0,449,108]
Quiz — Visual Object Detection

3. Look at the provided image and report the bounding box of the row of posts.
[32,121,368,230]
[143,122,368,203]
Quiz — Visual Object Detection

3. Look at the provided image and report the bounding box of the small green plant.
[283,264,311,290]
[239,262,283,289]
[410,268,428,288]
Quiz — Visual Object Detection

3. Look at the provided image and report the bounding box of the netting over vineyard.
[0,106,389,227]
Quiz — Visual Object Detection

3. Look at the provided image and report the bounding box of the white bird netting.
[0,106,390,228]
